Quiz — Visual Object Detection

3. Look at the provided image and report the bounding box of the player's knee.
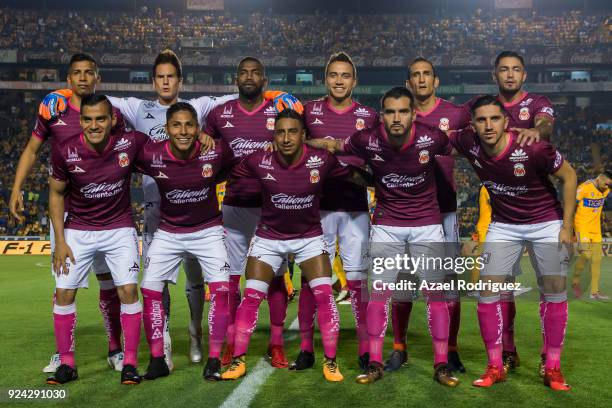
[116,283,139,304]
[54,288,77,306]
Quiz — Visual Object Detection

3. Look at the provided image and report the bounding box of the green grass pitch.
[0,255,610,407]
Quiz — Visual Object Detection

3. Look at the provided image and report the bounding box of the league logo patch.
[202,163,213,178]
[513,163,526,177]
[118,152,129,167]
[438,118,450,131]
[418,150,430,164]
[266,118,275,131]
[519,107,530,121]
[310,169,320,184]
[355,118,365,131]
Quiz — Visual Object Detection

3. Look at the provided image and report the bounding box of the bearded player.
[450,95,576,391]
[293,51,378,371]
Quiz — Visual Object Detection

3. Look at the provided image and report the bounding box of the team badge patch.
[266,118,275,131]
[513,163,526,177]
[118,152,129,167]
[418,150,430,164]
[438,118,450,131]
[310,169,320,184]
[519,107,530,121]
[202,163,213,178]
[355,118,365,131]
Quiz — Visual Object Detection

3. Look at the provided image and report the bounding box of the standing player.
[10,53,125,373]
[135,103,235,381]
[450,95,576,390]
[294,51,378,370]
[220,109,351,382]
[572,171,611,300]
[205,57,301,368]
[384,57,470,373]
[47,94,146,385]
[465,50,556,373]
[309,87,459,387]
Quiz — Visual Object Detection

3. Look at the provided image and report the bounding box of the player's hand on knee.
[198,131,215,154]
[53,242,76,276]
[8,190,25,223]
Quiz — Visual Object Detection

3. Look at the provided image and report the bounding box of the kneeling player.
[449,96,576,390]
[221,109,359,382]
[48,94,145,385]
[136,103,233,381]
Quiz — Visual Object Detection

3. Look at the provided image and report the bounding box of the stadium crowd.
[0,8,609,56]
[0,96,609,238]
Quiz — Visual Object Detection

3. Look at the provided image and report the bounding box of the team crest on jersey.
[310,103,323,116]
[366,134,381,151]
[151,154,166,168]
[266,118,275,131]
[66,147,82,163]
[510,149,528,162]
[415,135,435,148]
[202,163,213,178]
[355,118,365,131]
[221,105,234,118]
[310,169,320,184]
[259,154,274,170]
[419,150,430,164]
[438,118,450,131]
[113,137,131,151]
[118,152,130,167]
[513,163,526,177]
[306,155,324,169]
[519,107,530,121]
[354,107,372,118]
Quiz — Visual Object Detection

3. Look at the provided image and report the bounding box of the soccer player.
[204,57,295,368]
[10,53,125,373]
[220,109,354,382]
[135,102,235,381]
[383,56,471,373]
[309,87,459,387]
[465,50,556,373]
[47,94,146,385]
[450,95,576,391]
[572,171,611,300]
[294,51,378,371]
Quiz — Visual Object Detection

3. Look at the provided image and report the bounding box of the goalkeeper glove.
[39,89,73,120]
[263,91,304,115]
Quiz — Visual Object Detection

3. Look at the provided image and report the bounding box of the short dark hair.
[153,49,182,79]
[380,87,415,110]
[69,53,97,73]
[80,93,112,116]
[325,51,357,79]
[494,51,525,68]
[166,102,198,124]
[238,56,265,75]
[408,56,437,78]
[469,95,507,117]
[275,108,305,129]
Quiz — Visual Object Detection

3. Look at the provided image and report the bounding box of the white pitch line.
[219,318,299,408]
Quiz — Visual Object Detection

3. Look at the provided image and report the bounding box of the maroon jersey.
[464,92,554,129]
[450,130,564,224]
[135,140,235,233]
[344,123,452,227]
[50,130,147,230]
[305,98,379,212]
[415,98,470,213]
[205,99,277,207]
[230,147,350,240]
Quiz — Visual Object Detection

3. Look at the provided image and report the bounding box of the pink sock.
[501,301,516,352]
[539,297,546,355]
[233,286,267,357]
[53,302,77,368]
[120,302,142,367]
[427,301,450,366]
[391,300,412,347]
[543,301,568,370]
[311,281,339,359]
[99,288,122,352]
[447,301,460,351]
[297,276,316,353]
[347,279,369,356]
[142,288,165,358]
[208,282,230,358]
[226,274,242,347]
[268,276,288,347]
[477,302,503,368]
[367,289,393,364]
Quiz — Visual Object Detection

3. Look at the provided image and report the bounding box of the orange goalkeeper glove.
[38,89,73,120]
[263,90,303,115]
